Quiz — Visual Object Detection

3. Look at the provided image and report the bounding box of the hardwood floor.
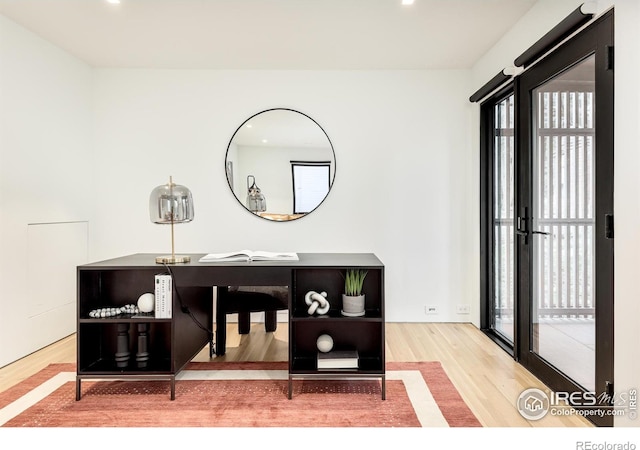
[0,322,592,427]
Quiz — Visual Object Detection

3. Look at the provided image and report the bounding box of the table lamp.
[149,176,194,264]
[246,175,266,213]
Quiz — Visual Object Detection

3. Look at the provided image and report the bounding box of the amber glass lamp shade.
[149,176,194,264]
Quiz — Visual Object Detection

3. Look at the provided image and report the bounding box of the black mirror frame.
[225,108,336,221]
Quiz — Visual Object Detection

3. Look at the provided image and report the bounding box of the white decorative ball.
[316,334,334,353]
[137,293,155,313]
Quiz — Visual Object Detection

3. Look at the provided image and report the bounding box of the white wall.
[0,16,92,367]
[90,69,475,324]
[609,0,640,428]
[470,0,639,427]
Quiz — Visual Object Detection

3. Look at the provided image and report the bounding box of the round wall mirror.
[225,108,336,221]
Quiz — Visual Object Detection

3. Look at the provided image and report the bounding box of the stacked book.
[154,274,172,318]
[317,349,359,370]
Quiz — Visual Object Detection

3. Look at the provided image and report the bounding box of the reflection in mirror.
[225,108,336,221]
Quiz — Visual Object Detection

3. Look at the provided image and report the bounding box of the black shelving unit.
[76,253,384,401]
[76,257,213,400]
[288,255,385,399]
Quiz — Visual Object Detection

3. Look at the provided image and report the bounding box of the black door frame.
[515,10,614,427]
[480,84,518,357]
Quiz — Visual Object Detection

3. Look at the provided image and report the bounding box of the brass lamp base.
[155,255,191,264]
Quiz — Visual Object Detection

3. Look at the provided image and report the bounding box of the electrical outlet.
[425,305,438,315]
[456,304,470,314]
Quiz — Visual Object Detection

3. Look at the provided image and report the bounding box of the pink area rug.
[0,361,481,427]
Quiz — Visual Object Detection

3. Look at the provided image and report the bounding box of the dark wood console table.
[76,253,385,400]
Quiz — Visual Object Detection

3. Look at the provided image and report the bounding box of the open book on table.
[198,250,299,262]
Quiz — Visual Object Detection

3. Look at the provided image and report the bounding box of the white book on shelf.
[317,350,359,369]
[154,274,172,318]
[198,250,299,263]
[154,274,164,318]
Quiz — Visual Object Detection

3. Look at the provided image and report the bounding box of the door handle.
[516,208,529,244]
[532,230,551,235]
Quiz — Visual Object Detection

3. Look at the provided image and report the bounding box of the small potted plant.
[342,269,368,316]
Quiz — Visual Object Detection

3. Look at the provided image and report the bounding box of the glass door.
[530,55,596,392]
[516,11,614,426]
[491,92,516,345]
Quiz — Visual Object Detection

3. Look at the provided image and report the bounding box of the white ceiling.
[0,0,537,70]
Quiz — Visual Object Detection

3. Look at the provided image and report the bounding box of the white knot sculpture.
[305,290,329,315]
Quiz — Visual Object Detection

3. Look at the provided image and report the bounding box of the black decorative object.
[136,323,150,368]
[114,323,130,368]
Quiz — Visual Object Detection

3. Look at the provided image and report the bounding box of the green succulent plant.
[344,269,368,296]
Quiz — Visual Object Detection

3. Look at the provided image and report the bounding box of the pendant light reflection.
[246,175,267,213]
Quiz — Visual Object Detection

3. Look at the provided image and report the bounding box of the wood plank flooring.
[0,322,592,427]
